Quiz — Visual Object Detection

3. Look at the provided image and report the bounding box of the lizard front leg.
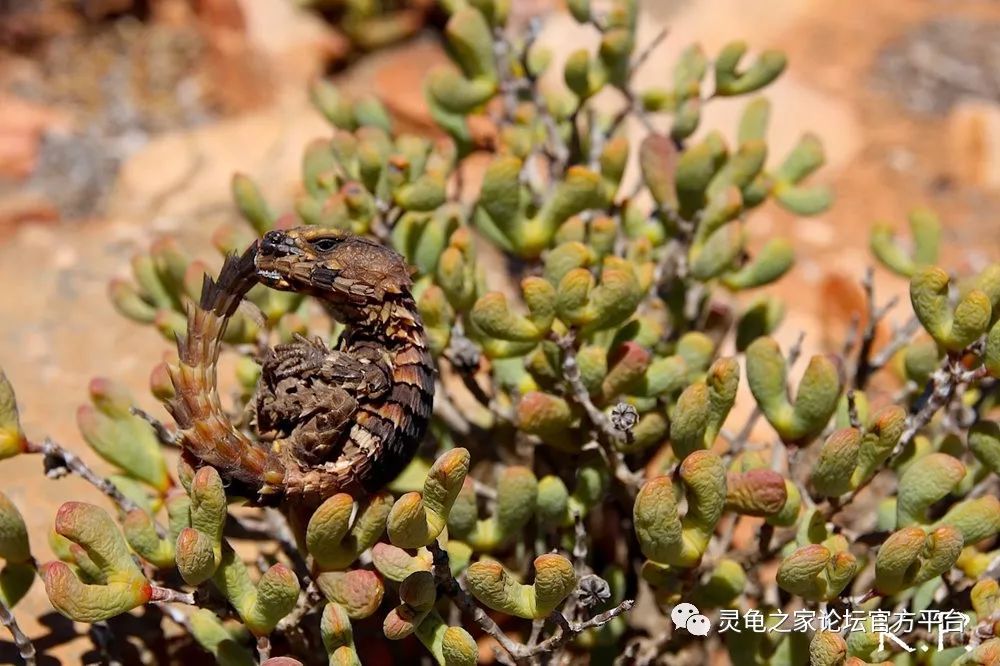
[255,340,391,465]
[266,334,332,380]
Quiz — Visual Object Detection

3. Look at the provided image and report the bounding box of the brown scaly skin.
[164,228,435,507]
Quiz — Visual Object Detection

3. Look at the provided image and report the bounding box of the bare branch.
[605,27,669,139]
[854,267,902,388]
[630,27,670,78]
[554,333,643,493]
[846,390,862,429]
[786,330,807,367]
[231,510,310,581]
[820,353,986,524]
[556,335,616,441]
[428,539,634,663]
[0,598,35,666]
[433,380,473,436]
[278,580,323,637]
[530,599,636,656]
[427,541,526,663]
[257,636,271,662]
[520,19,570,170]
[867,317,921,375]
[26,437,168,538]
[653,237,688,290]
[150,586,197,605]
[890,353,987,460]
[130,407,181,448]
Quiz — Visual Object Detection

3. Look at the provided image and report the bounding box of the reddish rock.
[239,0,350,86]
[372,39,448,131]
[818,271,895,357]
[192,0,246,31]
[0,193,60,233]
[948,100,1000,191]
[193,0,272,112]
[0,96,70,180]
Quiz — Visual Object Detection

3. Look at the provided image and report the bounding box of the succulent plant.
[1,0,998,664]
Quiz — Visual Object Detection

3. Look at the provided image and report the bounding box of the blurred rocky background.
[0,0,998,661]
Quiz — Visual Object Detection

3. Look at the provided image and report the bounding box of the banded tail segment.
[164,245,284,494]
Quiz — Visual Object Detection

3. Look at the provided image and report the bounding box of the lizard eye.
[311,238,339,253]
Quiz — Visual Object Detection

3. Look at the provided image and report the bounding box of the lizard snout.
[260,230,290,258]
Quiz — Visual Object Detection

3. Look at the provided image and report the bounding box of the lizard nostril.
[261,231,286,257]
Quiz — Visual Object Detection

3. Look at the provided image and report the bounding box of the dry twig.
[26,437,168,538]
[0,598,35,666]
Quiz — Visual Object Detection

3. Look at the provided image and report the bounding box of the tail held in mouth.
[164,244,285,496]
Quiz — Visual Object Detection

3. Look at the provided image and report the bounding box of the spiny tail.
[164,245,284,494]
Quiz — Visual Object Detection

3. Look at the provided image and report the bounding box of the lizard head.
[255,227,413,310]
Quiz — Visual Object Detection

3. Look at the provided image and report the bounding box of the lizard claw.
[267,334,335,380]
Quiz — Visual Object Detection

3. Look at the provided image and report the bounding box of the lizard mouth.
[254,247,293,288]
[254,230,303,290]
[256,267,293,290]
[257,268,282,282]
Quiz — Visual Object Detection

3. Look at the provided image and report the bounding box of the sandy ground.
[0,0,999,662]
